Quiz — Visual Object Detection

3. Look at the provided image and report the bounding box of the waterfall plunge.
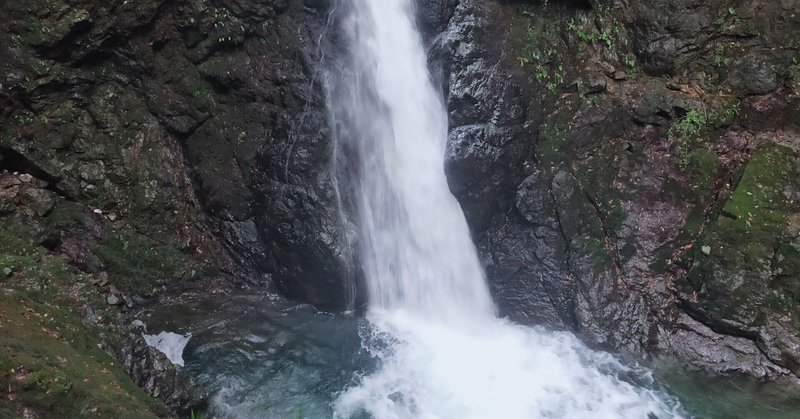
[328,1,683,417]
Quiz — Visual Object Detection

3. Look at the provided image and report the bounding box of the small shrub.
[669,103,740,165]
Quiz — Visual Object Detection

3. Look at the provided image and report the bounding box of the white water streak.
[333,0,494,321]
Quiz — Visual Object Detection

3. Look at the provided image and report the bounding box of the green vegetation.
[714,6,742,30]
[191,88,216,111]
[13,111,35,126]
[670,109,709,145]
[213,7,234,28]
[582,236,616,269]
[0,225,166,418]
[668,103,740,165]
[623,55,636,69]
[567,14,615,49]
[790,56,800,87]
[92,228,191,295]
[687,144,800,322]
[712,45,732,68]
[514,14,566,95]
[537,120,572,169]
[514,3,634,95]
[210,6,246,45]
[719,146,791,233]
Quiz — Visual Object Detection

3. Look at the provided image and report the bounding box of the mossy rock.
[0,297,164,418]
[686,143,800,326]
[91,228,192,295]
[0,226,167,418]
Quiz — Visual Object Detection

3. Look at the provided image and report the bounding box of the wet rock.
[580,77,607,94]
[418,0,460,37]
[118,330,207,413]
[442,0,533,232]
[666,313,792,378]
[730,55,779,96]
[685,144,800,376]
[439,0,800,385]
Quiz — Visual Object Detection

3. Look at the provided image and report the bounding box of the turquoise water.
[143,292,800,418]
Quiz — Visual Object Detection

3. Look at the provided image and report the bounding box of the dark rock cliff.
[1,0,355,309]
[1,0,349,416]
[437,0,800,384]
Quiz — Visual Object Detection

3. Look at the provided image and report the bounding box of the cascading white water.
[329,0,683,417]
[332,0,494,322]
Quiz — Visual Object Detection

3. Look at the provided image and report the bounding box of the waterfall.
[330,0,495,321]
[328,0,683,417]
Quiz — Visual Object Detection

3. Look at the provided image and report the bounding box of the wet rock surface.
[1,0,354,309]
[441,0,800,383]
[1,0,349,415]
[118,325,207,414]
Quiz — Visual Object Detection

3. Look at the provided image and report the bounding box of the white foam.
[144,331,191,367]
[333,310,681,419]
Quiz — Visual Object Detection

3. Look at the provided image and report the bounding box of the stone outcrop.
[437,0,800,383]
[1,0,356,309]
[1,0,352,415]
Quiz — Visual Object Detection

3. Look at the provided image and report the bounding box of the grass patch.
[0,225,166,417]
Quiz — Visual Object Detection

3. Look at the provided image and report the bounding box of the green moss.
[687,149,720,188]
[686,144,800,325]
[20,369,73,404]
[790,56,800,87]
[537,116,574,170]
[0,225,37,255]
[581,236,616,269]
[620,242,637,264]
[191,89,216,111]
[604,199,627,233]
[92,228,190,294]
[0,224,165,418]
[511,9,567,93]
[0,297,163,418]
[0,406,21,419]
[649,254,671,275]
[719,145,791,233]
[45,202,91,229]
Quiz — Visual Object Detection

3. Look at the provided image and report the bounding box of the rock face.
[0,0,356,306]
[1,0,354,415]
[438,0,800,382]
[118,326,207,414]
